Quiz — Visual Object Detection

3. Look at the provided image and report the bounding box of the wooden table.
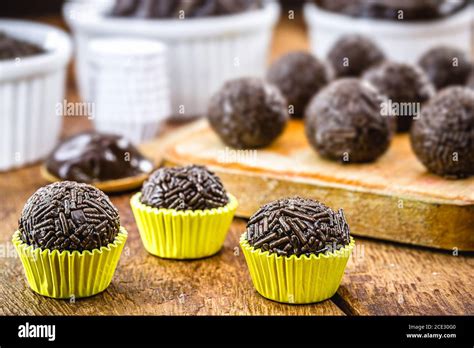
[1,12,472,316]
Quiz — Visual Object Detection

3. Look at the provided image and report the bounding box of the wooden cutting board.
[145,119,474,251]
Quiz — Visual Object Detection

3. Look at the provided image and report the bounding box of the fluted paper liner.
[240,233,355,304]
[130,193,238,259]
[12,228,127,299]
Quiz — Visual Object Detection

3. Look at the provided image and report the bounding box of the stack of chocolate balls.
[207,33,474,178]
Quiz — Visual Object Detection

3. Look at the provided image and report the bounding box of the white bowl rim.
[63,1,280,38]
[0,19,72,81]
[304,2,473,35]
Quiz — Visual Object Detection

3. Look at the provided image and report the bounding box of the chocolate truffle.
[327,34,385,78]
[18,181,120,252]
[410,87,474,178]
[111,0,262,18]
[140,165,229,210]
[246,197,350,257]
[313,0,469,21]
[266,51,329,117]
[0,31,44,60]
[45,131,153,183]
[208,77,288,149]
[363,61,435,132]
[305,78,392,163]
[418,46,472,90]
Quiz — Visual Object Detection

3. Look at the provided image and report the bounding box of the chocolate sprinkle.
[410,87,474,179]
[418,46,472,90]
[266,51,329,118]
[18,181,120,252]
[305,78,393,163]
[110,0,262,18]
[246,197,351,257]
[140,165,229,210]
[208,77,289,149]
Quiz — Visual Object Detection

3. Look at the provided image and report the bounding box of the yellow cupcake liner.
[12,227,127,299]
[130,193,238,259]
[240,233,355,304]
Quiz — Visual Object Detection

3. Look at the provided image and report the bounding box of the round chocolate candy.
[246,197,350,257]
[305,78,392,163]
[18,181,120,252]
[140,165,229,210]
[410,87,474,178]
[363,61,435,132]
[266,51,329,118]
[208,77,289,149]
[111,0,262,18]
[45,131,153,183]
[327,34,385,78]
[313,0,469,21]
[418,46,472,90]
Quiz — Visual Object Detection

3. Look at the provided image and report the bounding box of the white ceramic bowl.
[0,20,72,171]
[64,0,280,118]
[304,3,473,64]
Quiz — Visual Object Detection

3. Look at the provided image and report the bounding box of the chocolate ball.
[141,165,229,210]
[327,34,385,78]
[266,51,329,118]
[363,61,435,132]
[111,0,262,18]
[305,79,392,163]
[410,87,474,178]
[246,197,350,257]
[45,131,154,183]
[18,181,120,252]
[313,0,469,21]
[418,46,472,90]
[208,77,289,149]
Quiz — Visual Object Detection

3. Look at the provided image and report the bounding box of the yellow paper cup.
[240,233,355,304]
[12,227,127,299]
[130,193,238,259]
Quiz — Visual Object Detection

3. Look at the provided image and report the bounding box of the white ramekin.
[304,3,473,64]
[0,20,72,171]
[87,37,171,144]
[63,0,280,118]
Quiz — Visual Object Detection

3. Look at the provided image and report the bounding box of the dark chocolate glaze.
[45,132,153,183]
[313,0,469,21]
[410,87,474,179]
[0,31,44,61]
[110,0,262,18]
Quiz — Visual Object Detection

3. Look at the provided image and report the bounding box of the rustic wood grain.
[0,169,342,315]
[335,239,474,315]
[160,119,474,251]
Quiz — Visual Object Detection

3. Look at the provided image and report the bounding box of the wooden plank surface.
[160,119,474,251]
[0,11,472,316]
